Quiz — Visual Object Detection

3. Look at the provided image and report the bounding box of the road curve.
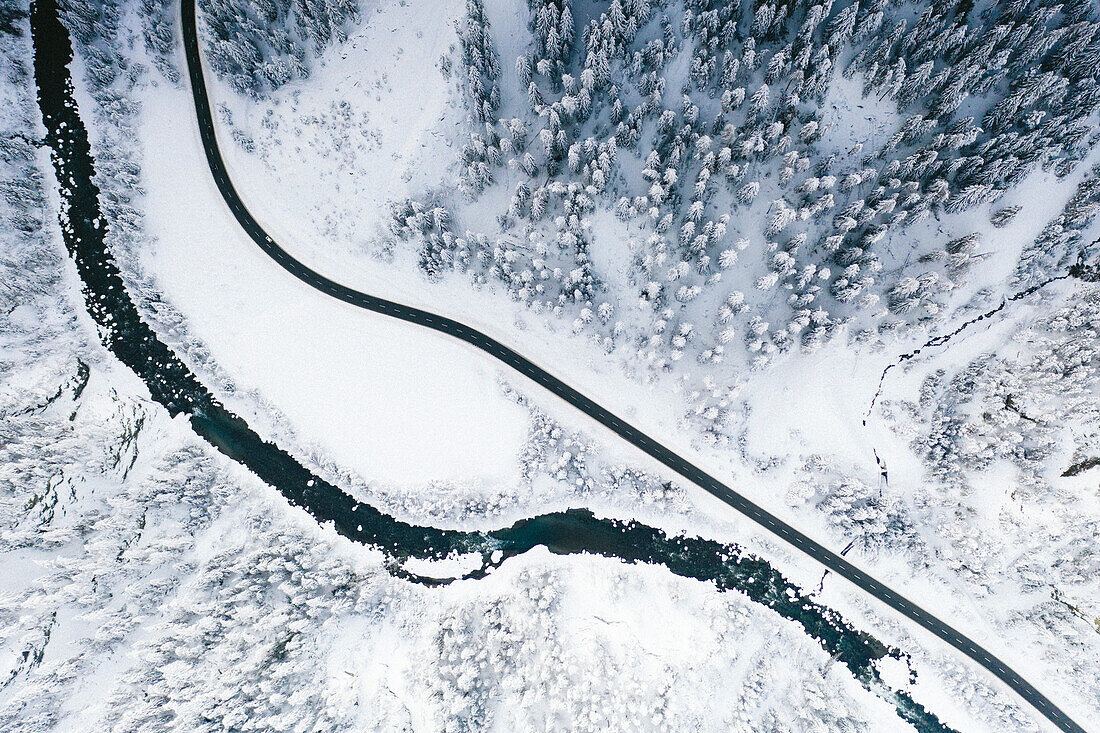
[180,2,1083,731]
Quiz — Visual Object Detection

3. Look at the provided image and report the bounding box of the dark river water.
[27,0,949,728]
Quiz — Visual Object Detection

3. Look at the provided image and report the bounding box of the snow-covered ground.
[185,3,1100,728]
[4,0,1100,729]
[136,75,529,489]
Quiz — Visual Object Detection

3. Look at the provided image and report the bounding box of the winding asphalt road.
[180,2,1084,731]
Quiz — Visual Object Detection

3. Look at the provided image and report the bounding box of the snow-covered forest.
[3,0,1100,729]
[390,0,1100,408]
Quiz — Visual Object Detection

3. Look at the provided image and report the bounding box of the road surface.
[180,2,1084,731]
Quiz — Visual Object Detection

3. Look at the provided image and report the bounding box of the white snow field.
[129,69,530,490]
